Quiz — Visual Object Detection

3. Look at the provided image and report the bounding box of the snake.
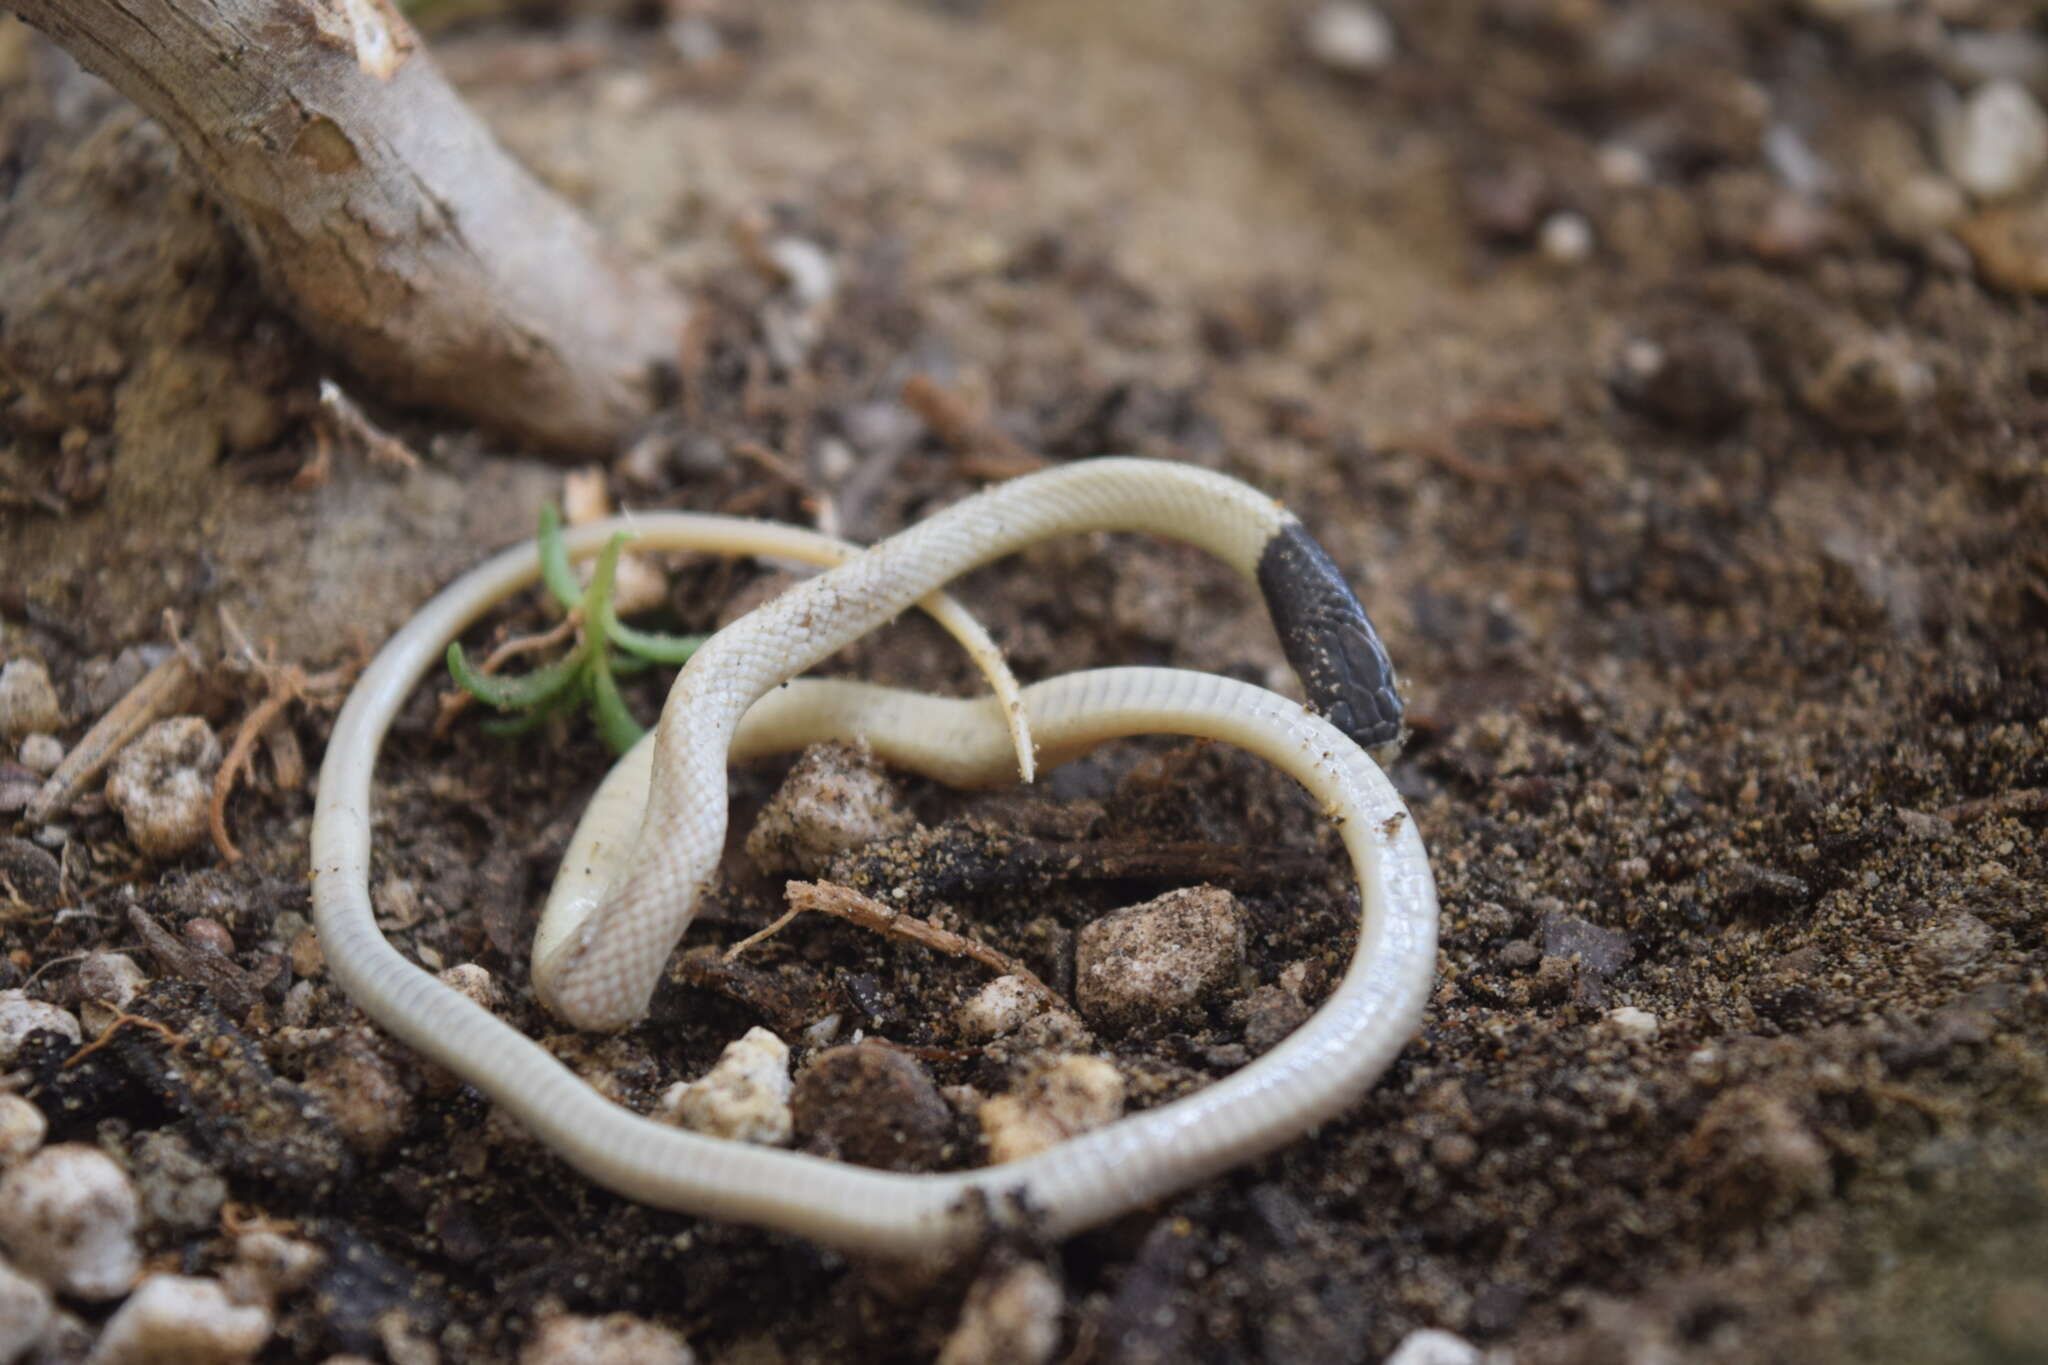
[310,458,1437,1255]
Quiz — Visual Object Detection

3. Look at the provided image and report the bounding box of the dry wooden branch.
[6,0,687,457]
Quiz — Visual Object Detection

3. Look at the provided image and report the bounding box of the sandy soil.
[3,1,2046,1361]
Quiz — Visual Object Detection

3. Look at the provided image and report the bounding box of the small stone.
[1883,173,1967,242]
[0,1098,45,1169]
[289,1028,414,1158]
[131,1131,228,1234]
[519,1312,695,1365]
[1603,1006,1660,1040]
[1801,333,1931,435]
[1384,1328,1484,1365]
[744,743,913,878]
[436,963,501,1012]
[0,993,79,1067]
[1528,955,1575,1005]
[937,1260,1063,1365]
[1234,984,1311,1054]
[86,1274,271,1365]
[956,976,1044,1042]
[792,1042,953,1172]
[1465,162,1548,241]
[0,1255,50,1362]
[1596,142,1653,188]
[0,841,58,908]
[1959,200,2048,294]
[228,1229,323,1303]
[1940,79,2048,202]
[979,1055,1125,1164]
[1304,2,1394,76]
[181,918,234,955]
[0,662,61,741]
[76,952,149,1039]
[288,930,324,981]
[0,1144,141,1300]
[1611,321,1763,434]
[1538,211,1594,265]
[15,735,61,775]
[656,1027,793,1146]
[1914,910,1994,972]
[1074,886,1246,1035]
[105,718,221,859]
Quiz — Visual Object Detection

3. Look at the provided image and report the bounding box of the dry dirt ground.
[3,1,2047,1362]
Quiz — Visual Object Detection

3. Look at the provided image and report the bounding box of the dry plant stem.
[901,374,1048,478]
[4,0,687,456]
[733,880,1063,1007]
[25,652,195,823]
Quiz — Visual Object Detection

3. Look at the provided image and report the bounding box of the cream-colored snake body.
[310,458,1434,1255]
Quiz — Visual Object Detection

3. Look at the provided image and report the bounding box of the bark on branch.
[6,0,688,456]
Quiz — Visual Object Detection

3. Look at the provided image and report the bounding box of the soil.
[4,2,2047,1363]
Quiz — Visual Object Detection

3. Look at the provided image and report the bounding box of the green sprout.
[447,506,704,754]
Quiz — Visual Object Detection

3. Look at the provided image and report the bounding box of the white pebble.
[86,1274,271,1365]
[1603,1005,1660,1041]
[1940,79,2048,202]
[937,1260,1063,1365]
[15,735,62,776]
[744,743,911,877]
[0,1144,141,1300]
[979,1055,1124,1165]
[656,1028,792,1147]
[1384,1327,1484,1365]
[519,1312,695,1365]
[225,1229,324,1307]
[1075,887,1246,1034]
[437,963,502,1012]
[0,662,62,742]
[1596,142,1653,188]
[956,976,1044,1042]
[0,993,79,1067]
[0,1254,50,1362]
[0,1098,44,1168]
[105,718,221,860]
[77,953,149,1039]
[1305,2,1395,75]
[1539,211,1595,264]
[768,238,836,309]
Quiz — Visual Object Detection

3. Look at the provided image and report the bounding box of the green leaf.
[447,642,585,710]
[479,671,588,736]
[537,504,584,611]
[587,651,646,754]
[606,618,705,665]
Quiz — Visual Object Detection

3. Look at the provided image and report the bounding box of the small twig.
[901,374,1048,477]
[318,378,422,472]
[1933,787,2047,826]
[63,1012,188,1069]
[748,880,1063,1006]
[210,630,363,863]
[26,651,196,824]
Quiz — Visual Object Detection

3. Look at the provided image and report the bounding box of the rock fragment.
[0,994,79,1067]
[131,1131,228,1234]
[1940,79,2048,202]
[15,735,62,776]
[105,718,221,859]
[0,662,61,742]
[956,975,1044,1042]
[519,1312,695,1365]
[937,1260,1063,1365]
[656,1027,793,1146]
[1303,2,1394,76]
[979,1055,1125,1164]
[0,1098,45,1169]
[86,1274,271,1365]
[745,743,913,877]
[792,1042,953,1171]
[0,1255,50,1362]
[1074,887,1246,1035]
[0,1144,141,1300]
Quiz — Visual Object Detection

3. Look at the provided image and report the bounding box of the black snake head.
[1257,521,1403,749]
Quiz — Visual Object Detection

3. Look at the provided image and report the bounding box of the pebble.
[1611,320,1763,434]
[1602,1005,1660,1040]
[1538,211,1594,265]
[792,1042,953,1171]
[289,1028,415,1157]
[85,1274,271,1365]
[436,963,501,1012]
[131,1131,228,1234]
[519,1313,695,1365]
[1234,984,1311,1054]
[15,735,61,776]
[979,1055,1125,1164]
[1959,200,2048,294]
[1074,887,1246,1035]
[1940,79,2048,202]
[0,1098,44,1168]
[744,743,913,878]
[0,1144,141,1300]
[937,1260,1063,1365]
[0,993,80,1067]
[104,718,221,859]
[0,1255,50,1362]
[1304,2,1394,76]
[0,662,61,741]
[1801,332,1931,435]
[1383,1327,1484,1365]
[956,975,1045,1042]
[656,1027,793,1147]
[76,952,149,1039]
[224,1229,323,1307]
